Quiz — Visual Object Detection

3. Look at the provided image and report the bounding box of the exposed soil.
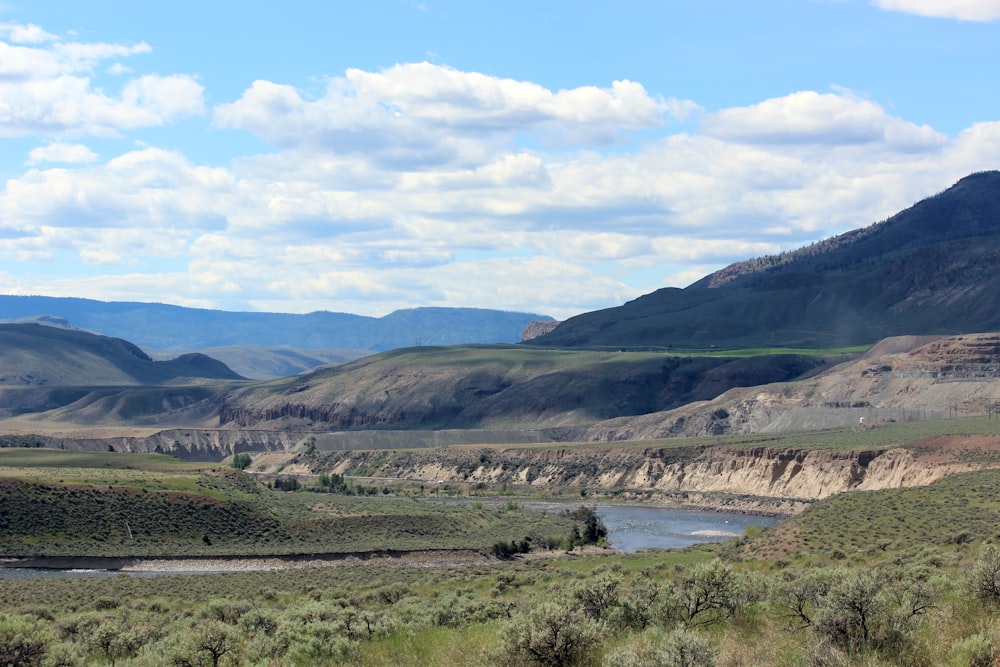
[3,546,607,574]
[905,434,1000,464]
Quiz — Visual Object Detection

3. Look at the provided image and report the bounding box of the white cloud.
[0,23,202,137]
[700,90,946,150]
[0,22,58,43]
[5,50,1000,319]
[214,62,692,165]
[873,0,1000,21]
[345,62,688,129]
[26,142,98,165]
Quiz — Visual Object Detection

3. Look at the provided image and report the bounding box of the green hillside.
[218,344,838,430]
[536,171,1000,349]
[0,323,244,387]
[0,450,580,557]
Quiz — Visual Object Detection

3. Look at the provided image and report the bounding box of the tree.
[230,453,252,470]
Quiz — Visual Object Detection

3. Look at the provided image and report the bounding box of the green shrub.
[969,545,1000,603]
[948,630,995,667]
[230,454,252,470]
[0,613,55,667]
[664,560,761,628]
[167,620,239,667]
[500,599,601,666]
[604,627,716,667]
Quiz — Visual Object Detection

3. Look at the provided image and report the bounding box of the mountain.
[533,171,1000,349]
[0,323,244,387]
[0,298,552,352]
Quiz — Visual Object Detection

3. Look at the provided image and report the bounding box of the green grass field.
[0,449,583,558]
[4,428,1000,666]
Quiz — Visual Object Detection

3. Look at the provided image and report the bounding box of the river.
[594,504,780,552]
[0,504,780,578]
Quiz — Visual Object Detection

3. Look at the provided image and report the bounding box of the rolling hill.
[533,171,1000,349]
[0,323,244,387]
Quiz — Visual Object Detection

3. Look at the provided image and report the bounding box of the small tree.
[230,453,252,470]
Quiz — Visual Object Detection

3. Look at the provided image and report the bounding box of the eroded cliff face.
[0,429,300,461]
[580,333,1000,441]
[253,442,983,514]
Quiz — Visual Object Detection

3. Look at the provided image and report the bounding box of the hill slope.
[0,323,244,386]
[216,345,831,431]
[579,332,1000,440]
[534,171,1000,349]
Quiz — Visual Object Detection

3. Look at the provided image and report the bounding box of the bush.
[500,599,601,666]
[168,620,239,667]
[603,627,716,667]
[230,454,252,470]
[948,631,995,667]
[969,545,1000,603]
[0,613,54,667]
[664,561,761,628]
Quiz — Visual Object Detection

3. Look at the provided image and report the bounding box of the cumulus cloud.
[873,0,1000,21]
[0,22,203,137]
[0,22,58,43]
[214,62,692,165]
[4,44,1000,318]
[26,142,98,165]
[700,90,946,150]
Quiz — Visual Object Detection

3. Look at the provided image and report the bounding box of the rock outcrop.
[521,320,561,342]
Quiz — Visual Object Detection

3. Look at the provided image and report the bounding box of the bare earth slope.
[580,333,1000,440]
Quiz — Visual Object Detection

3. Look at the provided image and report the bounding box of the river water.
[0,504,781,578]
[594,504,780,552]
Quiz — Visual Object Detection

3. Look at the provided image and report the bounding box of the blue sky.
[2,0,999,320]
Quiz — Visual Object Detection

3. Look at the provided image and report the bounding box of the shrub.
[230,454,252,470]
[664,561,761,628]
[604,627,716,667]
[500,599,601,666]
[0,613,54,667]
[969,545,1000,603]
[282,620,356,667]
[948,631,995,667]
[172,620,240,667]
[569,573,622,623]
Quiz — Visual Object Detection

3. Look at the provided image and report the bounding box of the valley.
[1,173,1000,665]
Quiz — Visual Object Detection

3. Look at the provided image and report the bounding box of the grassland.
[0,450,582,558]
[5,428,1000,665]
[3,468,1000,665]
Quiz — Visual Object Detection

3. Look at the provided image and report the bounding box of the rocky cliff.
[248,437,989,514]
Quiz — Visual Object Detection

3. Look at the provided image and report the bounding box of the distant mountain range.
[535,171,1000,349]
[0,299,551,357]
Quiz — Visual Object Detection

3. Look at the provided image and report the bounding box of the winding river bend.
[0,505,780,578]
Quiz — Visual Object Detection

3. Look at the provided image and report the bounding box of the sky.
[1,1,999,320]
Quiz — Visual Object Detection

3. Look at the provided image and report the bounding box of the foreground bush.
[500,599,602,667]
[0,613,55,667]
